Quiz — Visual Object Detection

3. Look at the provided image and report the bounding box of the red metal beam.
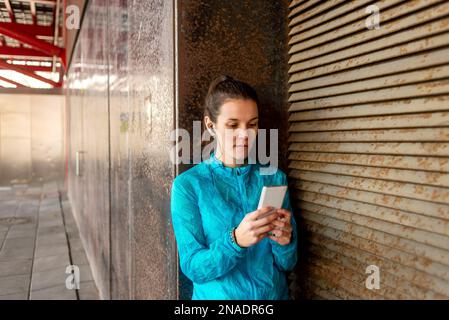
[19,0,57,5]
[0,46,50,58]
[0,64,56,72]
[0,22,55,38]
[0,24,65,59]
[0,75,26,88]
[0,59,60,87]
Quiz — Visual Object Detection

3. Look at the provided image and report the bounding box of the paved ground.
[0,182,99,300]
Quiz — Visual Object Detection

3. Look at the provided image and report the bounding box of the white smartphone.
[256,186,288,219]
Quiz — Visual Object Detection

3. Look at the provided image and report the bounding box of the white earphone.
[207,125,216,136]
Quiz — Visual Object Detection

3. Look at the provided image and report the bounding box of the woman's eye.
[226,123,257,128]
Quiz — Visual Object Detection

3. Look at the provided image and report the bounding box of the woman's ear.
[204,117,216,136]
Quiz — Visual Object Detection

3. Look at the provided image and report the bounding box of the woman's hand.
[267,209,292,246]
[234,207,279,248]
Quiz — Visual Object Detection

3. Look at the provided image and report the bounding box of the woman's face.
[206,98,259,165]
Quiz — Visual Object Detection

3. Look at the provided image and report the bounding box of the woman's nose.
[235,128,248,138]
[235,128,256,138]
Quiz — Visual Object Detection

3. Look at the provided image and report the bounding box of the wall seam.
[173,0,180,300]
[106,0,113,300]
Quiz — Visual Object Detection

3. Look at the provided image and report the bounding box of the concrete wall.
[66,0,177,299]
[0,93,65,186]
[66,0,293,300]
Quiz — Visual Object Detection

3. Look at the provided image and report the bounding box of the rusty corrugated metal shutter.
[287,0,449,299]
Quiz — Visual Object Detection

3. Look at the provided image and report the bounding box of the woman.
[171,75,298,300]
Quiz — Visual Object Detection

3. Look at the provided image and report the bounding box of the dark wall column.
[176,0,292,299]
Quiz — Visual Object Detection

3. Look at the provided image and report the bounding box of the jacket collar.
[204,151,252,176]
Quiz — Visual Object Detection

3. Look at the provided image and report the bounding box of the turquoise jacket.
[170,152,298,300]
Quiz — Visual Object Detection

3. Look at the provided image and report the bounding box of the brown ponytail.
[204,75,259,123]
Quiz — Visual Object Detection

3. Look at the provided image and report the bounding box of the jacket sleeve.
[171,178,248,284]
[270,172,298,272]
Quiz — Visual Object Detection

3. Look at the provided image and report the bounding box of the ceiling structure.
[0,0,66,88]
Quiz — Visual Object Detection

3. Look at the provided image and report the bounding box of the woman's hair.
[204,75,259,123]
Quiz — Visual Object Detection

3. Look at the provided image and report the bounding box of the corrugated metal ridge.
[287,0,449,299]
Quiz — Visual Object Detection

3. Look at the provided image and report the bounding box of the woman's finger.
[274,228,293,239]
[257,232,269,241]
[252,211,279,228]
[268,234,290,245]
[270,229,287,238]
[271,222,292,235]
[276,209,291,216]
[276,209,291,221]
[250,207,274,220]
[253,224,275,236]
[272,226,292,234]
[270,219,290,229]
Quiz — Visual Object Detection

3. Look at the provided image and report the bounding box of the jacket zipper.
[235,169,247,215]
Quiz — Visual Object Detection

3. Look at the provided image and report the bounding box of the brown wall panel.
[288,0,449,299]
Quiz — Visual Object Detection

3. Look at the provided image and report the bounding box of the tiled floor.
[0,182,99,300]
